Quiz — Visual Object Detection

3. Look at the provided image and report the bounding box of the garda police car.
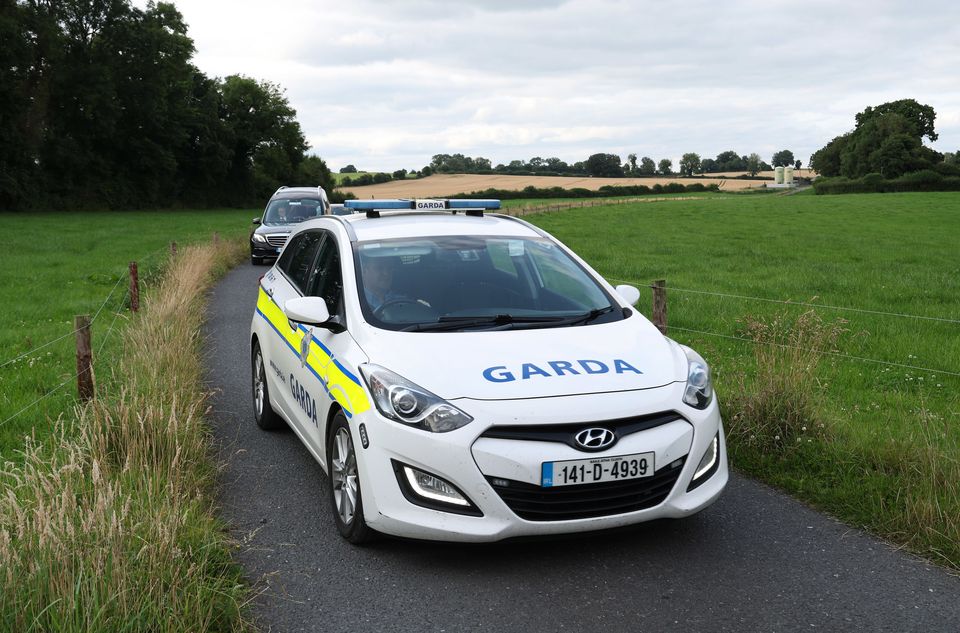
[250,198,727,543]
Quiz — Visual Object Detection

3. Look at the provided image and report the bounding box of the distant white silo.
[775,166,785,184]
[785,166,794,183]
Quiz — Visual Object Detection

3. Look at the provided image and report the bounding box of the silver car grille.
[265,234,288,248]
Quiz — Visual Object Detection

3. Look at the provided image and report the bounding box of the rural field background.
[1,190,957,569]
[341,173,766,198]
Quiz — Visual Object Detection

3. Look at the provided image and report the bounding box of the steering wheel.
[373,299,425,320]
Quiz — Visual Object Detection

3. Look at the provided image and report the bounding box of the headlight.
[360,364,473,432]
[252,233,267,243]
[681,345,713,409]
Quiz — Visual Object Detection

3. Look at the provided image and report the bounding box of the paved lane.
[205,262,959,633]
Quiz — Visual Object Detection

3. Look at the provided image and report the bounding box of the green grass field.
[530,191,960,567]
[0,209,255,458]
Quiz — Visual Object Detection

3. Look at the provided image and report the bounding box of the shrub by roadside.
[0,240,251,632]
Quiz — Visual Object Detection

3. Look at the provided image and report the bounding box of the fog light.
[688,434,720,491]
[391,461,483,516]
[403,466,468,506]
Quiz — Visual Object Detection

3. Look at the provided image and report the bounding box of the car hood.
[355,316,687,401]
[253,224,295,236]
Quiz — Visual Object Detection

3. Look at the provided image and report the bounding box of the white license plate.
[541,452,654,488]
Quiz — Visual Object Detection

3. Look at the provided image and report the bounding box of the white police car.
[250,199,727,543]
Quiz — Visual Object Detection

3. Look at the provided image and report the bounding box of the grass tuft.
[0,239,251,632]
[726,310,846,453]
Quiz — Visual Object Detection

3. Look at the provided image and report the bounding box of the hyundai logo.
[574,427,617,451]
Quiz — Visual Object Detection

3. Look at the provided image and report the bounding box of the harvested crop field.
[340,174,764,198]
[707,170,819,179]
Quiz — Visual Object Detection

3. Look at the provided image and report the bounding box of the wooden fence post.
[212,232,219,244]
[129,261,139,313]
[75,315,94,402]
[170,241,177,256]
[652,279,667,334]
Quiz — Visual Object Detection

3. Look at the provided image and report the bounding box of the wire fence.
[502,195,714,217]
[604,276,960,325]
[602,275,960,379]
[0,245,170,430]
[0,242,174,371]
[669,326,960,378]
[0,289,132,431]
[0,274,126,371]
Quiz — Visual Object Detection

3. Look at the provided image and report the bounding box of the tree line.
[0,0,335,211]
[418,150,798,180]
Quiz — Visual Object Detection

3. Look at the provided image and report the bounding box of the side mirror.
[285,297,331,327]
[615,284,641,306]
[284,297,346,333]
[252,217,262,225]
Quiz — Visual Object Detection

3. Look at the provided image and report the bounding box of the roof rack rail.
[344,198,500,219]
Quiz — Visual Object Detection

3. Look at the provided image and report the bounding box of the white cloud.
[148,0,960,169]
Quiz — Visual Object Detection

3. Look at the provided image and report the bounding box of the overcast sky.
[151,0,960,171]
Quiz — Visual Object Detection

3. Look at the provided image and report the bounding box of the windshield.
[353,235,622,332]
[263,198,324,225]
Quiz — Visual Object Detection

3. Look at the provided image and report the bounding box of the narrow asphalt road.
[205,262,959,633]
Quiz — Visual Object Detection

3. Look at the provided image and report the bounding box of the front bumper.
[250,240,283,259]
[351,382,727,542]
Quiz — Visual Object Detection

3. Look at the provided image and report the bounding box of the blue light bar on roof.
[344,199,414,210]
[343,198,502,211]
[448,199,501,210]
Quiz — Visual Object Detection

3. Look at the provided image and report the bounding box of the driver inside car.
[360,256,411,312]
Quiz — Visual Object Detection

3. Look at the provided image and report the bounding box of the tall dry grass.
[867,396,960,568]
[725,310,847,453]
[0,240,250,632]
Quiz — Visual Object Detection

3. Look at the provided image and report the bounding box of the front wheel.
[252,341,285,430]
[251,255,264,266]
[327,413,374,544]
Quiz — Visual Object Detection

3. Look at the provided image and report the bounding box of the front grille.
[480,411,683,452]
[487,457,685,521]
[265,234,288,247]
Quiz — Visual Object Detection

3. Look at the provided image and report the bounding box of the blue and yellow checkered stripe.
[256,286,370,418]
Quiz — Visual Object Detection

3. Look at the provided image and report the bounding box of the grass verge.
[0,239,251,632]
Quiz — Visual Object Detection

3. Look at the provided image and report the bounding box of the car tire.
[327,412,375,544]
[252,341,285,430]
[251,255,264,266]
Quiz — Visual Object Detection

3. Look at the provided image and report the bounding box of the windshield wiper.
[401,314,566,332]
[400,308,615,332]
[553,305,616,326]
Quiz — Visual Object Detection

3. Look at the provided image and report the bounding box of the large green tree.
[221,75,308,202]
[585,153,624,177]
[855,99,937,142]
[771,149,795,168]
[0,0,35,207]
[679,152,701,176]
[639,156,656,175]
[811,99,940,179]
